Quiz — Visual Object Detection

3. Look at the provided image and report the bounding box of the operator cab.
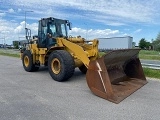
[38,17,71,48]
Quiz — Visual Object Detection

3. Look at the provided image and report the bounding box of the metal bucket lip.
[102,48,140,57]
[103,48,141,54]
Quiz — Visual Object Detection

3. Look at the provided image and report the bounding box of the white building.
[98,36,133,50]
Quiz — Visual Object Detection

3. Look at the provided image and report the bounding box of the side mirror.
[25,28,31,41]
[67,22,72,30]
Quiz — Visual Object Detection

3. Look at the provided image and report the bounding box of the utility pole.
[0,38,4,47]
[84,23,88,40]
[0,31,6,48]
[25,11,34,29]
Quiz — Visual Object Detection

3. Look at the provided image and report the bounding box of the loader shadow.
[37,67,85,82]
[38,66,48,72]
[69,70,86,82]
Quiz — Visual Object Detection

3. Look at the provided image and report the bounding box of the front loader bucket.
[86,49,147,104]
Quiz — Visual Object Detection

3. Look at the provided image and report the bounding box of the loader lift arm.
[58,38,98,68]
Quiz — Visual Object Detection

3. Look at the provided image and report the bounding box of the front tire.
[22,50,39,72]
[48,50,75,82]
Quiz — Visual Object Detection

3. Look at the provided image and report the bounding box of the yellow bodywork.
[21,37,99,68]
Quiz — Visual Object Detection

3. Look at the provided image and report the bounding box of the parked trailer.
[98,36,133,50]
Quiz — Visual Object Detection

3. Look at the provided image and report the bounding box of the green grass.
[0,52,20,57]
[99,52,106,57]
[139,50,159,55]
[139,54,160,60]
[0,49,20,58]
[139,50,160,60]
[143,68,160,79]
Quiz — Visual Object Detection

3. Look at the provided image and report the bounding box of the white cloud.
[17,8,21,12]
[0,19,17,44]
[14,21,25,34]
[7,0,160,25]
[0,18,38,45]
[0,12,6,17]
[123,33,128,36]
[8,8,15,13]
[1,23,122,45]
[69,27,120,39]
[134,29,142,33]
[0,19,15,32]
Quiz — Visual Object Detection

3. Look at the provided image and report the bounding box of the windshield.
[56,22,67,37]
[48,20,67,37]
[60,23,66,37]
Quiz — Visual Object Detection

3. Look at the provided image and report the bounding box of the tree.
[156,32,160,41]
[13,41,19,49]
[139,38,151,49]
[132,42,136,47]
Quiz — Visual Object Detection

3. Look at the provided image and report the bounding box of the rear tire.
[48,50,75,82]
[79,64,87,74]
[22,50,39,72]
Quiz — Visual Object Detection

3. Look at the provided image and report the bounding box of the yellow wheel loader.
[20,17,147,104]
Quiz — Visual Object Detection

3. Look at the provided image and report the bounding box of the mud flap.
[86,49,147,104]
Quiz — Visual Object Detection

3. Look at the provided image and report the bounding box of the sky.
[0,0,160,46]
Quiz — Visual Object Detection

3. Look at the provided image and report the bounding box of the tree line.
[139,32,160,51]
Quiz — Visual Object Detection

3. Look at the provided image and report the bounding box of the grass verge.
[0,52,20,58]
[99,52,106,57]
[139,54,160,60]
[139,50,159,55]
[143,68,160,79]
[139,50,160,60]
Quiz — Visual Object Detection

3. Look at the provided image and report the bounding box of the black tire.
[48,50,75,82]
[22,50,39,72]
[79,64,87,74]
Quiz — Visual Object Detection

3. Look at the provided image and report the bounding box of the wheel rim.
[24,56,29,67]
[51,58,61,74]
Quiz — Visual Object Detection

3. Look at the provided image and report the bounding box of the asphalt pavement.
[0,55,160,120]
[141,59,160,65]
